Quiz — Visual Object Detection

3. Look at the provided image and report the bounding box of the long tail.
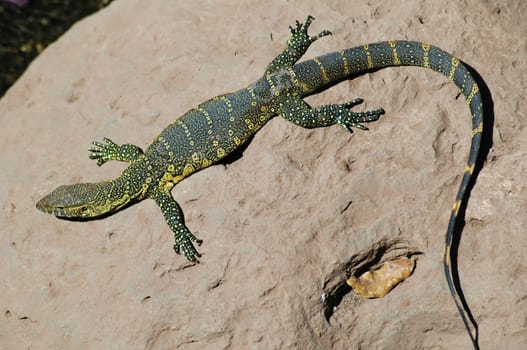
[298,41,483,347]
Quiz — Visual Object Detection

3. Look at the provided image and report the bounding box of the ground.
[1,0,526,349]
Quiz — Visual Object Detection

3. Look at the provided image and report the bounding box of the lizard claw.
[335,99,384,132]
[173,228,203,262]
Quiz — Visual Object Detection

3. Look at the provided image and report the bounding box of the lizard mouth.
[36,199,81,217]
[36,183,103,218]
[36,193,89,218]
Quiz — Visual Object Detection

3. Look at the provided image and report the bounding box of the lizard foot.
[335,98,385,131]
[89,137,119,166]
[287,15,332,55]
[89,137,144,165]
[173,227,203,262]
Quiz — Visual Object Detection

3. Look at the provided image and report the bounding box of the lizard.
[36,16,483,348]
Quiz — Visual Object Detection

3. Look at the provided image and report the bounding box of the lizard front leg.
[89,137,144,166]
[265,15,331,74]
[151,188,202,262]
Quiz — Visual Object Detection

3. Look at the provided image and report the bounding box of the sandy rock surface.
[2,0,526,349]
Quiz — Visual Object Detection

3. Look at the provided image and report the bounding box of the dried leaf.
[347,256,415,298]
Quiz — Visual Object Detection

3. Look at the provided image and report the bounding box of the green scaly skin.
[37,16,483,348]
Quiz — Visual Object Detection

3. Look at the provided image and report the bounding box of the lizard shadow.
[219,135,253,165]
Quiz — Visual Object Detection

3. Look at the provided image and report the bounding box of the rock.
[1,0,526,349]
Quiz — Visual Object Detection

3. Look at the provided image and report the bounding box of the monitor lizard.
[37,16,483,348]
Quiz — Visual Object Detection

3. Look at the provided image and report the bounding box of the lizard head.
[36,181,134,219]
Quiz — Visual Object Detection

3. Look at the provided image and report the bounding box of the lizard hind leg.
[280,95,384,132]
[89,137,144,166]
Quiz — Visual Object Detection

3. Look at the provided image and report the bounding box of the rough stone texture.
[1,0,526,349]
